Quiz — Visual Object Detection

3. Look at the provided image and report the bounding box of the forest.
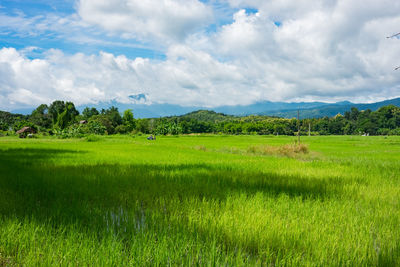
[1,100,400,137]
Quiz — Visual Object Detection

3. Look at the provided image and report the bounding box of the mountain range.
[10,97,400,119]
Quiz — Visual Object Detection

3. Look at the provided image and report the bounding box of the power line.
[386,32,400,38]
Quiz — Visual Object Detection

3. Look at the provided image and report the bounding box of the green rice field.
[0,135,399,266]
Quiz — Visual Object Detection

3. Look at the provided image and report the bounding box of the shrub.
[87,120,107,135]
[54,124,87,138]
[115,125,127,134]
[378,128,390,135]
[85,135,101,142]
[389,128,400,135]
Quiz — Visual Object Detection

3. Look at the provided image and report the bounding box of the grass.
[0,135,399,266]
[246,143,309,157]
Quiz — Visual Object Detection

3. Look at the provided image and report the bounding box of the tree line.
[1,100,400,137]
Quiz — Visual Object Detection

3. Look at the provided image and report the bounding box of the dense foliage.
[1,100,400,137]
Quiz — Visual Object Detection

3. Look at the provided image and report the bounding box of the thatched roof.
[16,126,36,134]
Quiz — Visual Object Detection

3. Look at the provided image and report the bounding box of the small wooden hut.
[16,126,36,138]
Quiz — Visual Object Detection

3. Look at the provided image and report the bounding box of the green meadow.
[0,135,399,266]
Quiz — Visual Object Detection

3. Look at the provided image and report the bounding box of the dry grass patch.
[247,143,309,157]
[0,253,12,267]
[212,143,311,159]
[194,145,208,151]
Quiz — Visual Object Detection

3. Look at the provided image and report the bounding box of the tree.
[375,105,400,129]
[55,102,79,129]
[314,117,330,135]
[89,115,114,134]
[136,119,150,133]
[343,121,356,135]
[47,101,79,129]
[346,107,360,121]
[87,120,107,135]
[103,106,122,127]
[82,107,99,119]
[30,104,52,129]
[122,109,136,131]
[328,115,345,135]
[12,120,37,132]
[49,101,66,124]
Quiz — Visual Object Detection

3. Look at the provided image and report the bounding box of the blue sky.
[1,0,400,110]
[0,0,167,59]
[1,0,257,59]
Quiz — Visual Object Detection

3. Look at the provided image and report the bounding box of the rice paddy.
[0,135,399,266]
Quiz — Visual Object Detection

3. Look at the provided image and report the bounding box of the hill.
[263,98,400,119]
[177,110,236,122]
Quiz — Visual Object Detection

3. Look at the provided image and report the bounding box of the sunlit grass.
[0,135,399,266]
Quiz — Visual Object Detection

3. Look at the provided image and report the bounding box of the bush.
[389,128,400,135]
[115,125,127,134]
[88,115,113,134]
[87,120,107,135]
[54,124,86,138]
[378,128,390,135]
[85,135,101,142]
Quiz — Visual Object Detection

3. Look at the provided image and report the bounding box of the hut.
[16,126,36,138]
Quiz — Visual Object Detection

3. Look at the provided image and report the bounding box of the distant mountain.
[264,97,400,119]
[213,101,330,115]
[74,99,344,118]
[9,97,400,119]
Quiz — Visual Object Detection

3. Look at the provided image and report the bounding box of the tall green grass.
[0,135,399,266]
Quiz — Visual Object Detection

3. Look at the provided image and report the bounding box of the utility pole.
[297,109,300,144]
[308,122,311,137]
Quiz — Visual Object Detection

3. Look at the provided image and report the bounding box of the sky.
[1,0,400,110]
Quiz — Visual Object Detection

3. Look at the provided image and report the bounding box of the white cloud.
[0,47,252,109]
[203,0,400,102]
[77,0,213,43]
[1,0,400,110]
[0,11,87,38]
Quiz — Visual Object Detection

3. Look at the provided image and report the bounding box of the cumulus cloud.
[1,0,400,110]
[207,0,400,102]
[0,47,254,109]
[77,0,213,42]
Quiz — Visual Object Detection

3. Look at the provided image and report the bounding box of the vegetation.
[0,135,399,265]
[1,101,400,137]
